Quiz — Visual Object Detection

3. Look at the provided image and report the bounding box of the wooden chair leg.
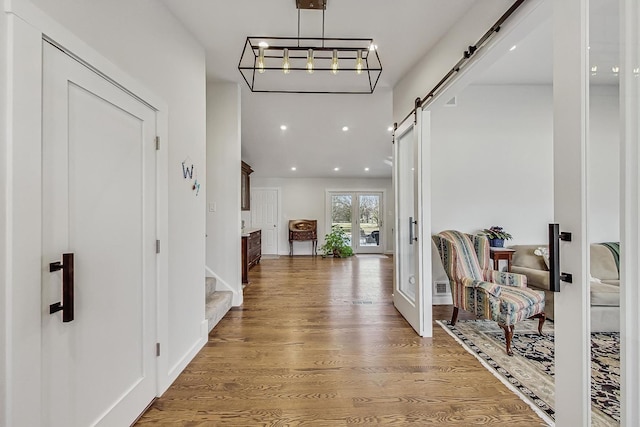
[499,323,514,356]
[450,307,459,326]
[531,312,546,335]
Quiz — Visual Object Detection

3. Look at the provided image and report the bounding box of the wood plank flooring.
[136,255,546,426]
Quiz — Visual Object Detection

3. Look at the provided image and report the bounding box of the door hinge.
[156,342,161,357]
[156,240,160,254]
[155,136,160,150]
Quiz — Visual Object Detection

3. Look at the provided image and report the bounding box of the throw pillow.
[534,247,550,270]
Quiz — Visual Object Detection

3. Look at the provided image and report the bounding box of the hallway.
[137,256,545,425]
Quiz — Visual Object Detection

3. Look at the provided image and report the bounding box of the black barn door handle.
[549,224,572,292]
[49,253,74,322]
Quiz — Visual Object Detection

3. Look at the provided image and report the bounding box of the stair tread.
[205,291,233,333]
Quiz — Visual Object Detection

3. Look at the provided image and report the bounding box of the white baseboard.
[162,320,208,394]
[433,294,453,305]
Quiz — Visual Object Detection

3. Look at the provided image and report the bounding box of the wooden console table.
[489,247,516,272]
[288,219,317,256]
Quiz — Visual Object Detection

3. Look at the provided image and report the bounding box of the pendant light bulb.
[257,46,265,74]
[356,50,364,75]
[331,49,339,75]
[282,48,290,74]
[306,49,314,74]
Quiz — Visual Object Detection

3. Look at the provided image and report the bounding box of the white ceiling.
[474,0,619,86]
[161,0,479,178]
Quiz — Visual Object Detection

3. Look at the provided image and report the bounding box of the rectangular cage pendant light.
[238,37,382,94]
[237,1,382,94]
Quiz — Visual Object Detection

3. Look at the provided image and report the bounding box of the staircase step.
[205,276,216,295]
[205,290,233,333]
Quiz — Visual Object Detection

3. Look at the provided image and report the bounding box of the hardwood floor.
[136,255,545,426]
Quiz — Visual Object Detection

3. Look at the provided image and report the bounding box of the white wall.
[393,0,512,124]
[206,83,243,305]
[589,85,620,243]
[251,177,394,255]
[430,83,620,246]
[431,85,554,245]
[9,0,207,414]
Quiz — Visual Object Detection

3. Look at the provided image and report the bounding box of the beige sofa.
[511,244,620,332]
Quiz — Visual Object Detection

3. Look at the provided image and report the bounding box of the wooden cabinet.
[241,161,253,211]
[242,229,261,284]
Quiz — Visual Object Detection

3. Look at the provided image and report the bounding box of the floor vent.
[434,281,450,295]
[352,300,373,305]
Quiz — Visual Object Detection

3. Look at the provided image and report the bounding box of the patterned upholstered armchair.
[433,230,546,356]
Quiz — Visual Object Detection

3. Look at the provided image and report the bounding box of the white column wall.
[553,0,591,424]
[0,8,8,422]
[206,82,243,306]
[620,1,640,424]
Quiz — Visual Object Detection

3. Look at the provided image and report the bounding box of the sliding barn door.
[393,113,426,336]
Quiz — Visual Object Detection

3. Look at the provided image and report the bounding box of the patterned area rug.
[436,319,619,426]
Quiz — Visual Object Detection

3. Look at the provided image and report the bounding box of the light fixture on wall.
[238,0,382,94]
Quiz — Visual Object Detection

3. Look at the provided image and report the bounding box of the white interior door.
[393,115,425,336]
[251,188,279,255]
[41,42,158,427]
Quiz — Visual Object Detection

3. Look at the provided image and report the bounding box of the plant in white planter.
[481,226,513,247]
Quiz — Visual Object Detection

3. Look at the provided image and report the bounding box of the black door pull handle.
[49,253,74,322]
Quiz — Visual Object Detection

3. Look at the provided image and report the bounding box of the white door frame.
[620,0,640,423]
[2,2,169,426]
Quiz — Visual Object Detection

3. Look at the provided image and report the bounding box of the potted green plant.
[320,225,354,258]
[481,226,513,247]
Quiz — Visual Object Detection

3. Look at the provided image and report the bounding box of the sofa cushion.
[601,279,620,286]
[511,245,548,271]
[590,244,619,281]
[511,266,550,291]
[590,281,620,307]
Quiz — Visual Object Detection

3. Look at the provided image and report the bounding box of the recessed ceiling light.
[280,125,287,130]
[612,66,620,73]
[334,167,340,171]
[364,167,370,172]
[342,126,349,132]
[509,45,517,51]
[387,126,393,132]
[291,167,296,171]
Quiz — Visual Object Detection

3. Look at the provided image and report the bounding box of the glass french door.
[328,192,384,253]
